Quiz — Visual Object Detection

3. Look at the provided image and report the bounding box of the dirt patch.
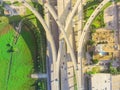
[0,25,12,35]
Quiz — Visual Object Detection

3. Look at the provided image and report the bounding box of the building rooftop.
[92,28,114,44]
[90,73,120,90]
[92,28,119,60]
[112,75,120,90]
[90,73,111,90]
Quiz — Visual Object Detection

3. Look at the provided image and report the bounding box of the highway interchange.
[19,0,111,90]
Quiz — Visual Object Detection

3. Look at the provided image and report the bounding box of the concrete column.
[31,73,47,79]
[44,1,54,90]
[0,0,3,5]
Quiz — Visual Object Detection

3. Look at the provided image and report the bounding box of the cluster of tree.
[23,19,46,73]
[87,40,95,45]
[91,29,96,33]
[97,41,108,44]
[110,30,114,33]
[108,63,120,75]
[89,51,93,57]
[86,66,100,75]
[92,59,99,64]
[7,43,17,53]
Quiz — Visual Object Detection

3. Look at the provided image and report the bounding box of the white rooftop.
[90,73,111,90]
[90,73,120,90]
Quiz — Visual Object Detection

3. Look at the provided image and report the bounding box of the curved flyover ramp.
[44,3,78,90]
[77,0,110,89]
[44,0,82,90]
[44,2,77,70]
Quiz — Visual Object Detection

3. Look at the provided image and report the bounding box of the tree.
[91,29,96,33]
[108,63,119,75]
[86,66,100,75]
[111,30,114,33]
[117,67,120,72]
[109,67,118,75]
[89,51,93,57]
[88,40,95,45]
[92,59,99,64]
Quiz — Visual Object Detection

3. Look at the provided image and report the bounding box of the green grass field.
[0,23,36,90]
[0,1,47,89]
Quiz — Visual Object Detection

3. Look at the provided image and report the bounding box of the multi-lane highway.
[44,3,78,90]
[76,0,83,89]
[44,3,77,70]
[44,1,83,90]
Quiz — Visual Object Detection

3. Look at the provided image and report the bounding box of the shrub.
[109,67,118,74]
[92,59,99,64]
[91,29,96,33]
[117,67,120,72]
[89,51,93,57]
[88,40,95,45]
[86,66,100,75]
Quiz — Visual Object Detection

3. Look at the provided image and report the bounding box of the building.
[104,2,120,44]
[104,4,116,30]
[3,0,31,3]
[92,28,119,60]
[0,0,3,5]
[112,75,120,90]
[4,4,17,16]
[10,5,26,15]
[89,73,120,90]
[90,73,111,90]
[4,4,26,16]
[92,28,114,44]
[4,9,11,15]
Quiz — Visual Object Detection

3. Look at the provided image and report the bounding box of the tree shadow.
[32,1,47,73]
[84,0,101,9]
[20,19,38,72]
[6,14,45,73]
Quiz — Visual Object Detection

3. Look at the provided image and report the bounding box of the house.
[4,9,11,16]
